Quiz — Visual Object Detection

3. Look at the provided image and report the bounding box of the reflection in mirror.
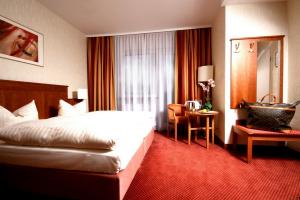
[257,40,281,102]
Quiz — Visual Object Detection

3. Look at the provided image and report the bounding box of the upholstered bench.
[232,124,300,163]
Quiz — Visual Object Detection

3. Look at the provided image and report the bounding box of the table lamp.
[198,65,214,83]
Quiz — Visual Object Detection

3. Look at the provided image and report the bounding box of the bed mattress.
[0,129,152,174]
[0,111,155,174]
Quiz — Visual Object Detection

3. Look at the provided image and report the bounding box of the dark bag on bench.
[241,94,300,131]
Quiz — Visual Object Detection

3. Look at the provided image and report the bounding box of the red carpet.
[124,132,300,200]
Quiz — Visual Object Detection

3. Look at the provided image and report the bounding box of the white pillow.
[13,100,39,119]
[0,100,39,128]
[58,99,87,117]
[73,100,87,114]
[0,107,16,128]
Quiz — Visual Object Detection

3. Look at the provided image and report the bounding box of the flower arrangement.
[199,79,216,110]
[199,79,216,93]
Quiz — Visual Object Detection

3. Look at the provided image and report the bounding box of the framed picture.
[0,15,44,66]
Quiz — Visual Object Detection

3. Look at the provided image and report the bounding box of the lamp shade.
[198,65,214,82]
[77,89,88,100]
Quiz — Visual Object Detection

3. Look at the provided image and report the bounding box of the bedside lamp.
[77,89,88,100]
[76,88,88,113]
[198,65,214,83]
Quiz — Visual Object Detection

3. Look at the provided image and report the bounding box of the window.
[115,32,175,130]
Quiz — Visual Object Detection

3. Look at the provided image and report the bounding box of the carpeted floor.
[123,132,300,200]
[3,132,300,200]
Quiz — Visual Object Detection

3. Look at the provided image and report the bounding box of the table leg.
[175,122,177,142]
[188,117,191,145]
[167,123,169,137]
[212,116,215,145]
[195,117,199,141]
[247,137,253,163]
[206,116,210,149]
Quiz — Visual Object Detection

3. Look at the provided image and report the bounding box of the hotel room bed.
[0,79,154,200]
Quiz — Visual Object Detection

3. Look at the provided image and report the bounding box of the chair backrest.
[167,104,185,120]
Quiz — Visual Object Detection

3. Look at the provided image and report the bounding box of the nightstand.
[185,110,219,149]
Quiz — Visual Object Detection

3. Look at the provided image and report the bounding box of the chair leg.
[175,123,178,142]
[167,123,169,137]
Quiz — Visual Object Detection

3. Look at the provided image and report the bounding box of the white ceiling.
[38,0,286,36]
[38,0,222,36]
[223,0,286,6]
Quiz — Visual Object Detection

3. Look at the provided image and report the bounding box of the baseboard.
[225,144,300,157]
[214,135,230,149]
[287,146,300,157]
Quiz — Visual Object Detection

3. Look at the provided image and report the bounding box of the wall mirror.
[230,35,284,108]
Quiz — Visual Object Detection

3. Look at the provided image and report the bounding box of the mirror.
[230,36,284,108]
[257,40,281,102]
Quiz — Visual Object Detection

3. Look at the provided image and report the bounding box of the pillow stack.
[0,100,39,128]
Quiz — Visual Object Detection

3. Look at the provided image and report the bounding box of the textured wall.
[287,0,300,152]
[0,0,87,97]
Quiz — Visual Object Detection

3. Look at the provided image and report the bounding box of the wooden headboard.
[0,80,68,119]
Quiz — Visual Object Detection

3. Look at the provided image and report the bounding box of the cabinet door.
[231,39,257,108]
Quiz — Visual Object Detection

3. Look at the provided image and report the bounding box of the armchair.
[167,104,188,141]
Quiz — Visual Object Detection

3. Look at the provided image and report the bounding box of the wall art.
[0,15,44,66]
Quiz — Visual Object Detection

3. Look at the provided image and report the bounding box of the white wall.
[0,0,87,97]
[212,7,226,143]
[213,2,288,144]
[287,0,300,152]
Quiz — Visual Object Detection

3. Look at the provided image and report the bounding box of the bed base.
[0,79,155,199]
[0,130,154,200]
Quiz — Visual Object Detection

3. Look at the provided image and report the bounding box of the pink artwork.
[0,16,43,66]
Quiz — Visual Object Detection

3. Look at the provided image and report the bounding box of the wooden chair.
[167,104,188,141]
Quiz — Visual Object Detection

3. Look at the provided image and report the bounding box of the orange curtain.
[87,36,115,111]
[175,28,212,104]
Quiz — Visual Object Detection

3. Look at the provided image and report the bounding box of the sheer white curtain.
[115,32,175,130]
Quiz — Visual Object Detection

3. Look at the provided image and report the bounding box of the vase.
[203,98,212,111]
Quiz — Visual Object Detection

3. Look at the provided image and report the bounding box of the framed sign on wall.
[0,15,44,66]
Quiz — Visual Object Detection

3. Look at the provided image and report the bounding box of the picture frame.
[0,15,44,67]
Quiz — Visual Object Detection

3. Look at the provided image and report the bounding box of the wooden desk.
[233,125,300,163]
[185,111,218,149]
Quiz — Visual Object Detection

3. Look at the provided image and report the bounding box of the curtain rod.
[86,25,212,38]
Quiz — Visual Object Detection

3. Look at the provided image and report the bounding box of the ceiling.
[222,0,285,6]
[38,0,286,36]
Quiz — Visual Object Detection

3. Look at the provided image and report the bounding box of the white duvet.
[0,111,154,150]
